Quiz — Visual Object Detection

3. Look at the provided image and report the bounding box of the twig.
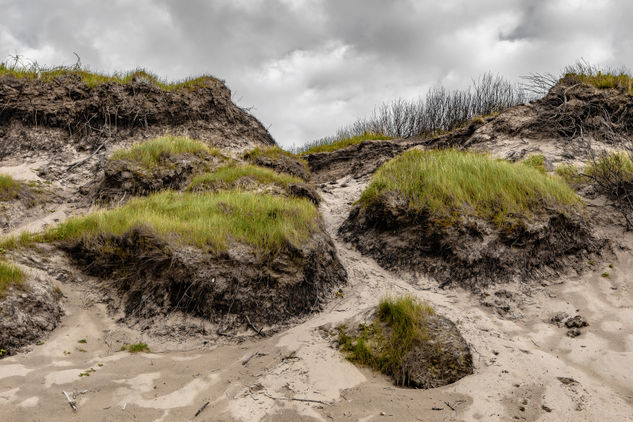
[245,315,265,337]
[263,392,331,406]
[444,401,455,411]
[242,351,259,366]
[62,391,77,411]
[67,143,105,172]
[193,401,209,418]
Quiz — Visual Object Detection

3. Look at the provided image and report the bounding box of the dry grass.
[0,62,218,91]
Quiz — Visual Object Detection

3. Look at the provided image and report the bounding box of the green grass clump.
[0,174,20,200]
[188,164,303,191]
[565,71,633,95]
[585,152,633,183]
[0,261,25,297]
[110,136,215,169]
[359,149,582,227]
[121,342,150,353]
[338,296,434,385]
[555,163,586,188]
[34,191,317,253]
[520,154,547,173]
[300,132,393,155]
[0,63,218,91]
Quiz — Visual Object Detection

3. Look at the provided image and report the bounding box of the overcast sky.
[1,0,632,148]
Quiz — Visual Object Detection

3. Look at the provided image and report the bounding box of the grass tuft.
[0,261,25,297]
[520,154,547,173]
[121,342,150,353]
[0,174,20,200]
[0,63,219,91]
[564,71,633,95]
[555,163,586,188]
[299,132,393,155]
[359,149,581,227]
[188,164,303,191]
[26,191,317,253]
[110,136,215,169]
[338,296,434,385]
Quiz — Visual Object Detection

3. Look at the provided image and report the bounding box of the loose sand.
[1,172,632,421]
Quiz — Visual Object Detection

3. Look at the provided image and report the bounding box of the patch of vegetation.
[0,261,25,297]
[188,164,303,191]
[520,154,547,173]
[77,339,87,344]
[601,272,610,278]
[13,191,317,253]
[110,136,218,169]
[338,296,434,386]
[565,71,633,95]
[0,174,20,201]
[585,152,633,182]
[360,149,582,227]
[555,163,586,188]
[121,342,150,353]
[299,132,393,155]
[0,62,218,91]
[78,368,95,377]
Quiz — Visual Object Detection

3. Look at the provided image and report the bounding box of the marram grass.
[110,136,217,169]
[0,63,218,91]
[188,164,303,191]
[16,191,318,253]
[300,132,393,155]
[360,149,582,226]
[338,296,434,385]
[0,261,24,297]
[0,174,20,200]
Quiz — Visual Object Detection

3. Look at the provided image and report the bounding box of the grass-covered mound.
[188,164,319,204]
[94,136,226,201]
[47,191,317,253]
[300,132,393,155]
[563,71,633,95]
[14,190,345,330]
[359,149,580,227]
[243,146,310,181]
[338,296,472,388]
[341,149,600,288]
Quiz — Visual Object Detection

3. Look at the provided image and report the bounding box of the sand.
[1,171,633,422]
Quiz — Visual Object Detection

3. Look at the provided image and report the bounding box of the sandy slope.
[1,173,633,422]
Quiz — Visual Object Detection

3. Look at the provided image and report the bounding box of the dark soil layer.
[0,277,63,356]
[340,312,473,388]
[304,138,426,184]
[244,149,311,181]
[92,152,226,202]
[64,226,346,330]
[428,78,633,154]
[339,192,603,289]
[0,74,274,159]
